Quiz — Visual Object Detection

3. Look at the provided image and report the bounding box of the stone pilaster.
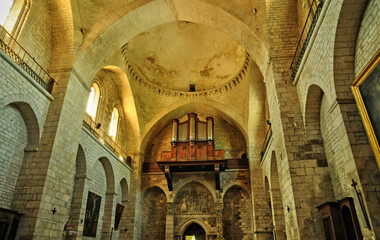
[215,202,224,240]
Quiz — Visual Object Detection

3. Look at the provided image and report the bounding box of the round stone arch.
[333,0,368,99]
[72,0,269,87]
[301,77,332,121]
[178,218,211,236]
[221,182,251,200]
[140,101,247,158]
[142,184,170,202]
[0,100,40,150]
[303,84,326,144]
[96,156,116,193]
[173,178,217,204]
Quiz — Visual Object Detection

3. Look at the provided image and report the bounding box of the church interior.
[0,0,379,239]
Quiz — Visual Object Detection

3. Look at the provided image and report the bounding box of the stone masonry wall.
[0,105,27,208]
[0,51,52,209]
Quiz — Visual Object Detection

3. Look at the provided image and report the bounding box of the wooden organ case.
[157,113,225,191]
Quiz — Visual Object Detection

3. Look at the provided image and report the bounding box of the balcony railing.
[260,127,272,162]
[83,113,131,167]
[0,25,55,93]
[290,0,324,83]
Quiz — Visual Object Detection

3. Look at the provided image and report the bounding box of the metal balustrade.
[0,25,55,93]
[83,113,131,167]
[290,0,324,83]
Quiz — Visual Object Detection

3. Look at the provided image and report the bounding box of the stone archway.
[183,223,206,240]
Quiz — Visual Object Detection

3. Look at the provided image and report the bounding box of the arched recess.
[141,186,167,240]
[8,101,40,150]
[333,0,368,98]
[68,144,87,235]
[223,185,253,239]
[304,84,328,167]
[0,103,28,209]
[174,178,216,204]
[141,101,247,160]
[73,0,269,88]
[182,223,206,240]
[270,151,286,240]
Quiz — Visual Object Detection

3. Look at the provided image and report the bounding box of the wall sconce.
[287,206,290,212]
[80,219,83,224]
[251,8,257,15]
[96,123,101,129]
[52,207,57,214]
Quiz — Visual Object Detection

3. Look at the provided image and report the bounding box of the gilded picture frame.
[351,49,380,169]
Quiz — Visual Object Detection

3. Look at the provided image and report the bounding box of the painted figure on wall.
[83,191,102,237]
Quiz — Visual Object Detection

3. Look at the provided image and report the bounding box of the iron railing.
[260,127,272,162]
[0,25,55,93]
[290,0,324,83]
[83,113,131,167]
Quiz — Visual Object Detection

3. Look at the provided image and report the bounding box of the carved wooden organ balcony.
[157,113,225,191]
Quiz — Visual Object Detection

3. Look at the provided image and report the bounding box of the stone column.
[215,202,225,240]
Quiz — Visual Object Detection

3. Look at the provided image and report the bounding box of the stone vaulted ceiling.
[123,21,249,93]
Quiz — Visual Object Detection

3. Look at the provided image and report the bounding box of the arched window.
[0,0,14,26]
[86,83,100,119]
[109,107,119,140]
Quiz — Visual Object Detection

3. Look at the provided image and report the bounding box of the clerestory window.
[109,107,119,140]
[86,83,100,119]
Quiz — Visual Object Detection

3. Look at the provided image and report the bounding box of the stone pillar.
[11,70,89,239]
[101,191,116,240]
[124,153,143,239]
[166,202,174,240]
[215,202,225,240]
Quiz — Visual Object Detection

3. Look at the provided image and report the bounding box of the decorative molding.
[122,48,251,98]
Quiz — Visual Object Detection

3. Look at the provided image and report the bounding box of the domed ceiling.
[123,21,248,92]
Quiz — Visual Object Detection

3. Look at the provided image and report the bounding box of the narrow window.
[0,0,14,26]
[109,108,119,140]
[86,83,100,119]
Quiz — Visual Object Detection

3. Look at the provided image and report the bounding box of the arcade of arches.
[0,0,379,239]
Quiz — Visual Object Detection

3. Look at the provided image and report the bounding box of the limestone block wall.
[295,0,380,237]
[71,127,132,239]
[355,0,380,76]
[0,52,52,209]
[15,0,52,71]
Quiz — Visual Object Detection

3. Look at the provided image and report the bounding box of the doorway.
[183,223,206,240]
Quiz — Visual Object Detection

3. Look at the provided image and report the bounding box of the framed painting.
[114,203,124,230]
[83,191,102,237]
[351,49,380,169]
